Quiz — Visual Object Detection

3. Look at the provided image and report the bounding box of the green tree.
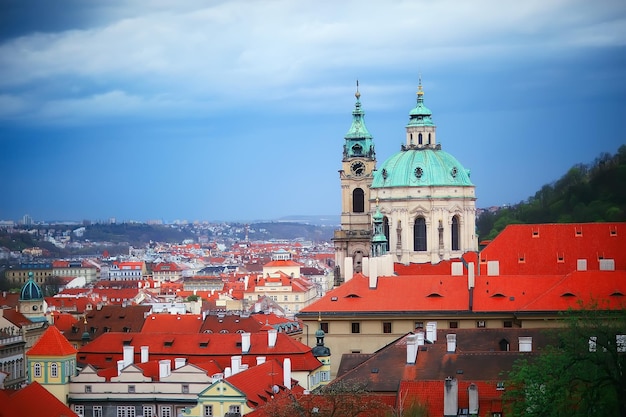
[505,303,626,417]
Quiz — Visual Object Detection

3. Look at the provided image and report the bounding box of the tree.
[505,302,626,417]
[261,381,391,417]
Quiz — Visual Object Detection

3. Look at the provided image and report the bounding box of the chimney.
[446,334,457,353]
[241,332,251,353]
[416,331,425,346]
[140,346,149,363]
[175,357,186,369]
[283,358,292,389]
[344,257,354,282]
[159,359,171,379]
[368,259,378,289]
[443,377,458,417]
[123,345,134,367]
[117,359,125,375]
[406,334,418,364]
[231,355,242,375]
[468,383,479,415]
[519,336,532,352]
[426,322,437,342]
[268,329,277,348]
[256,356,266,365]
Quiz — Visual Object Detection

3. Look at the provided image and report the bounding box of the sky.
[0,0,625,223]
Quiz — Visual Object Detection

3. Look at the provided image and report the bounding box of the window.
[160,406,172,417]
[503,320,513,328]
[352,188,365,213]
[451,216,460,251]
[204,405,213,416]
[229,405,241,414]
[283,295,288,301]
[117,406,136,417]
[449,321,458,329]
[51,362,58,378]
[93,406,103,417]
[320,322,329,333]
[414,217,427,251]
[34,362,41,378]
[383,216,390,252]
[128,385,135,393]
[415,321,424,329]
[383,322,392,334]
[85,385,92,393]
[142,406,155,417]
[182,384,189,393]
[73,405,84,416]
[351,322,360,334]
[496,381,505,391]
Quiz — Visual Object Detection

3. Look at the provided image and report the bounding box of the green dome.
[372,148,473,188]
[20,272,43,300]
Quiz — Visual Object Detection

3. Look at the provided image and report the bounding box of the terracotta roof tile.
[27,325,76,356]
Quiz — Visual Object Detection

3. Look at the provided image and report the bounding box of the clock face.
[350,161,366,176]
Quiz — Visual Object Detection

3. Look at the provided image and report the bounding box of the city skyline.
[1,1,625,223]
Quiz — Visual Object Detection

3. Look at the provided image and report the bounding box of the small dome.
[20,272,43,301]
[372,148,473,188]
[315,328,325,338]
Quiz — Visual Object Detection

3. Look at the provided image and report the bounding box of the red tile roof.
[141,314,204,333]
[78,332,322,372]
[27,325,77,356]
[479,223,626,275]
[2,381,77,417]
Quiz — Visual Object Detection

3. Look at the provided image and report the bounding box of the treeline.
[477,145,626,241]
[82,223,196,246]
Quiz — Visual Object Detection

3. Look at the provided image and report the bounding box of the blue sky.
[1,0,625,223]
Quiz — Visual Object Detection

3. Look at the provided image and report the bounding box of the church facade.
[334,81,477,280]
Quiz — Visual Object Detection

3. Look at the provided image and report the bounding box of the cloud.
[0,0,624,125]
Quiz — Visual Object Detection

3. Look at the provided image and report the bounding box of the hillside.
[477,145,626,240]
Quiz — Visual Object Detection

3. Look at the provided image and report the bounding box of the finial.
[376,197,379,206]
[417,74,424,96]
[355,79,361,99]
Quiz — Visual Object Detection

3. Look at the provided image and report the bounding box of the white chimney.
[447,334,457,353]
[256,356,266,365]
[362,257,370,276]
[416,331,425,346]
[117,359,125,375]
[241,332,251,353]
[244,275,249,290]
[444,377,458,416]
[468,262,475,289]
[468,383,479,414]
[140,346,149,363]
[368,259,378,289]
[175,357,186,369]
[519,337,532,352]
[123,346,134,367]
[426,322,437,342]
[231,356,242,375]
[268,329,278,348]
[224,367,232,378]
[344,257,354,282]
[283,358,292,389]
[406,334,418,364]
[159,359,171,379]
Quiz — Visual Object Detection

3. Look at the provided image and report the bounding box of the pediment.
[409,205,430,216]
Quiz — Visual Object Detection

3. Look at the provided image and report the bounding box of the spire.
[344,81,375,160]
[407,77,434,127]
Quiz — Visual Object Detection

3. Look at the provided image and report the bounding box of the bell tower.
[333,82,376,283]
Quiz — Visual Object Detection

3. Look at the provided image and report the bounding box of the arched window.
[34,362,41,378]
[428,133,431,144]
[413,217,427,251]
[383,216,390,252]
[451,216,460,251]
[51,362,58,378]
[353,188,365,213]
[418,133,423,145]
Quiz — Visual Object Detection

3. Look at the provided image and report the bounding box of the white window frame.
[73,405,84,416]
[93,406,103,417]
[160,405,172,417]
[34,362,41,378]
[203,405,213,417]
[51,362,58,378]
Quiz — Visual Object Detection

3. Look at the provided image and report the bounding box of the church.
[334,81,477,281]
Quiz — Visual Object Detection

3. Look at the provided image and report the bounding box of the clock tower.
[333,82,376,283]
